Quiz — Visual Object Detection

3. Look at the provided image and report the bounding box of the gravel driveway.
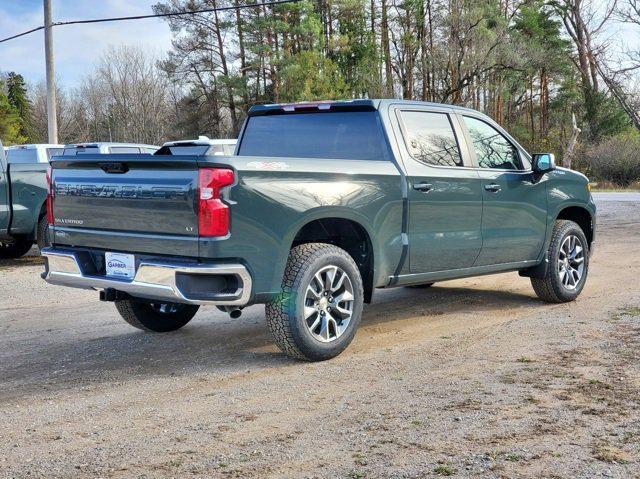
[0,196,638,478]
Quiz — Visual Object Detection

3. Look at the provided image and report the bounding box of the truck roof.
[7,143,64,150]
[162,136,237,147]
[64,142,159,149]
[248,99,480,116]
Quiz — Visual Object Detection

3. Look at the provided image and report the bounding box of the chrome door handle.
[484,183,501,192]
[413,182,433,192]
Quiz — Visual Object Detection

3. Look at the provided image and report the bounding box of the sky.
[0,1,637,90]
[0,0,174,87]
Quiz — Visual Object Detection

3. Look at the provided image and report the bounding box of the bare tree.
[29,80,88,144]
[554,0,618,137]
[79,45,172,145]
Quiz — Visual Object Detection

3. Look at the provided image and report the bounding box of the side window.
[464,116,523,170]
[399,111,463,167]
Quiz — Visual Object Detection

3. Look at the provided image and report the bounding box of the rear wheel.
[115,299,199,332]
[36,215,51,251]
[0,238,33,259]
[531,220,589,303]
[265,243,364,361]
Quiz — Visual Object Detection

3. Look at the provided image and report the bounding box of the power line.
[0,26,45,43]
[0,0,303,44]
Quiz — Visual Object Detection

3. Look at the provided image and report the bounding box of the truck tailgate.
[51,155,200,256]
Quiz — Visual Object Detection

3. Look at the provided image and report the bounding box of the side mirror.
[532,153,556,173]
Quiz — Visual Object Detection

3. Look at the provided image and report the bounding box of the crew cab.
[41,100,596,361]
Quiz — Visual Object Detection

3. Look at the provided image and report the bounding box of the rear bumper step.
[41,248,252,306]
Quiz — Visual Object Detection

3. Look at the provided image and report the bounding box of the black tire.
[531,220,589,303]
[36,215,51,251]
[407,282,435,289]
[0,238,33,259]
[114,299,199,332]
[265,243,364,361]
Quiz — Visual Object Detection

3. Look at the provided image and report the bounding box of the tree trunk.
[381,0,393,97]
[563,112,581,169]
[235,0,249,112]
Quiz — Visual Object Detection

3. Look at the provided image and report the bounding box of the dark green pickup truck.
[41,100,596,361]
[0,141,50,258]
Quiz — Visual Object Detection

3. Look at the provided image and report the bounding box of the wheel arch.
[556,205,594,246]
[288,215,376,303]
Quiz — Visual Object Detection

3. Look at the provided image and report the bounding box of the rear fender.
[269,207,379,294]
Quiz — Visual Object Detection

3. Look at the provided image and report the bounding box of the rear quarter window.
[238,111,390,161]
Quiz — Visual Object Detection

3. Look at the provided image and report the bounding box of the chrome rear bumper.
[41,248,252,306]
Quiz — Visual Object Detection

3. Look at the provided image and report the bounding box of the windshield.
[238,111,389,160]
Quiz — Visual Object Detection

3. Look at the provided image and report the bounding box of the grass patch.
[587,379,612,389]
[593,445,630,464]
[433,465,456,476]
[610,306,640,321]
[516,357,535,363]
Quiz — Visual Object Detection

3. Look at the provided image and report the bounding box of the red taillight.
[45,167,54,225]
[198,168,235,237]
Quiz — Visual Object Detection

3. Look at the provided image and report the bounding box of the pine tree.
[6,72,31,140]
[0,81,25,145]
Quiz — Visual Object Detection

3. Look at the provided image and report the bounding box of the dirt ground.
[1,194,639,479]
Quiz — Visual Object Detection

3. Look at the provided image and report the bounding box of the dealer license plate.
[105,252,135,279]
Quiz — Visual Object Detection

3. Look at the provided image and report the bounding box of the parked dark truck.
[41,100,596,361]
[0,141,51,258]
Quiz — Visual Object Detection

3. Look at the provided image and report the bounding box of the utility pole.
[44,0,58,144]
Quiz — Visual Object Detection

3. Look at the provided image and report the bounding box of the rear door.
[392,106,483,273]
[460,115,547,265]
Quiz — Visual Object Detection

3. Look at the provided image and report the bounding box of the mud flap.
[518,254,549,279]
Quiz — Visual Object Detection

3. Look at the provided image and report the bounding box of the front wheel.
[115,299,199,332]
[0,238,33,259]
[531,220,589,303]
[265,243,364,361]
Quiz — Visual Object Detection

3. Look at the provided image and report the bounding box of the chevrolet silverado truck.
[41,100,595,361]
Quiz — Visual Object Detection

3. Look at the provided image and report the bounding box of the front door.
[393,107,483,273]
[460,115,547,266]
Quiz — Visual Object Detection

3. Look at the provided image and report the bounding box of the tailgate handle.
[100,162,129,174]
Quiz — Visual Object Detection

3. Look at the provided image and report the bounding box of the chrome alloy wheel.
[558,234,585,290]
[304,265,355,343]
